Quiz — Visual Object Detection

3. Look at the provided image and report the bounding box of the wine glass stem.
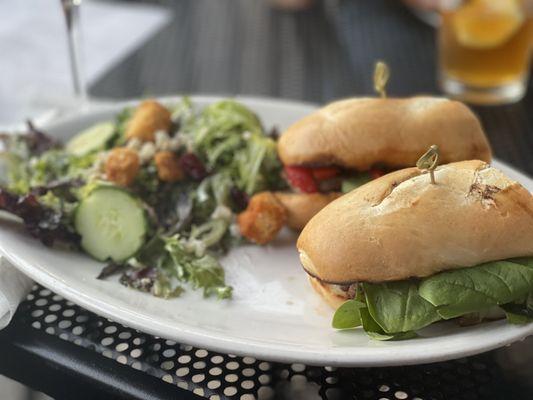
[62,0,87,102]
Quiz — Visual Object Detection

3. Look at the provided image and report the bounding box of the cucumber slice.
[75,187,146,261]
[66,121,116,156]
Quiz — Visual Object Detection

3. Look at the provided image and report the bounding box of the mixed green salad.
[0,99,284,299]
[332,258,533,340]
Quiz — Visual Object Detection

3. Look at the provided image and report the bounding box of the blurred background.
[2,0,529,125]
[2,0,532,170]
[1,0,532,398]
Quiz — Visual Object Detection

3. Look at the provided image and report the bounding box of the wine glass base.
[439,74,527,106]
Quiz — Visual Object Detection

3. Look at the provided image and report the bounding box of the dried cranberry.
[230,187,249,212]
[178,153,208,181]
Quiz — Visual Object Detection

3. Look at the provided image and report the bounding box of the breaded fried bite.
[237,192,287,245]
[126,100,171,142]
[154,151,183,182]
[105,147,140,186]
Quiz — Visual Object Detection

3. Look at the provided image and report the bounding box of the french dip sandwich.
[238,97,492,244]
[298,160,533,339]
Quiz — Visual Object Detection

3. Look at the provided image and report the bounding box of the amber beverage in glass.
[439,0,533,104]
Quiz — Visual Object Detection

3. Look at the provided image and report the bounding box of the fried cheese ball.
[154,151,183,182]
[125,100,171,142]
[237,192,287,245]
[105,147,140,186]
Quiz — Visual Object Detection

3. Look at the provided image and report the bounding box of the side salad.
[0,99,285,299]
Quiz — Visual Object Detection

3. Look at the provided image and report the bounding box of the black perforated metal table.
[2,0,533,399]
[2,285,532,400]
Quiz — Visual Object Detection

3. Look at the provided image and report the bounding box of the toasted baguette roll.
[298,160,533,283]
[274,192,342,230]
[278,97,491,169]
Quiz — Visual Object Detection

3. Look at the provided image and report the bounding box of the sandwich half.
[239,97,492,244]
[298,160,533,339]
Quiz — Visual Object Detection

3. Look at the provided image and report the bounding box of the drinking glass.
[60,0,87,102]
[438,0,532,105]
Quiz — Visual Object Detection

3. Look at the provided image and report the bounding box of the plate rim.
[3,95,533,367]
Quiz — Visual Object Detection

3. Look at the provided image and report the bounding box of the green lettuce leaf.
[419,259,533,319]
[170,97,194,127]
[363,281,441,333]
[163,235,232,299]
[111,108,132,147]
[235,135,281,194]
[188,219,229,251]
[0,153,29,193]
[189,99,262,154]
[332,299,365,329]
[201,100,263,135]
[185,99,283,196]
[190,172,233,223]
[129,234,232,299]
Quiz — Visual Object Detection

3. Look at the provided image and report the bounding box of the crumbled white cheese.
[93,151,109,171]
[242,131,252,140]
[185,238,207,257]
[229,223,241,238]
[139,142,156,164]
[155,130,170,151]
[127,257,143,268]
[126,138,142,151]
[182,135,195,153]
[211,205,233,222]
[168,135,182,151]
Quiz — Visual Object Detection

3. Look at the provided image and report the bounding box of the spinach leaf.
[363,281,440,333]
[501,291,533,324]
[419,259,533,319]
[332,299,365,329]
[501,303,533,324]
[360,307,417,341]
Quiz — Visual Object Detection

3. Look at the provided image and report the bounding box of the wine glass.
[60,0,88,103]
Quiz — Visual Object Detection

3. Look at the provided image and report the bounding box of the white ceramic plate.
[1,96,532,367]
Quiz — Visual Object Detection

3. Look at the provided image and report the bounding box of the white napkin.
[0,258,34,330]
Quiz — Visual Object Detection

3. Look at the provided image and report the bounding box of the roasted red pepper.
[311,166,341,181]
[284,166,318,193]
[369,168,384,180]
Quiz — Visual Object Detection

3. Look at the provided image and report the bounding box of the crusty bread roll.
[278,97,491,169]
[298,160,533,283]
[274,192,341,230]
